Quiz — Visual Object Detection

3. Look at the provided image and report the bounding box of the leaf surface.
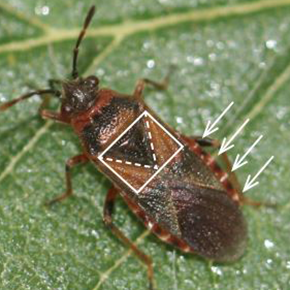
[0,1,289,289]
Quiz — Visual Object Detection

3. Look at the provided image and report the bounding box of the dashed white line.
[100,111,176,179]
[104,157,152,169]
[98,110,184,194]
[144,117,158,169]
[219,173,228,183]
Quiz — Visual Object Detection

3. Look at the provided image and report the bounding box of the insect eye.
[84,76,99,88]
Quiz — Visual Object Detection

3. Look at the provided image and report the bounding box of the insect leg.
[45,154,89,206]
[38,96,70,124]
[190,136,220,148]
[0,88,70,124]
[103,186,155,290]
[40,110,70,123]
[72,5,96,79]
[186,135,274,207]
[133,65,175,99]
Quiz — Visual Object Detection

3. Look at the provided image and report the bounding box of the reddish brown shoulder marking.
[71,89,117,133]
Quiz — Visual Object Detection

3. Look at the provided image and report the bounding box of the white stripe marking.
[146,121,150,128]
[219,173,228,183]
[104,157,152,169]
[206,156,215,166]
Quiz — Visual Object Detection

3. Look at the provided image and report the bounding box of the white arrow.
[243,156,274,193]
[232,135,263,172]
[218,118,250,155]
[202,101,234,138]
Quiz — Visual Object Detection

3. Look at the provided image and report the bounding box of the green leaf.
[0,1,289,289]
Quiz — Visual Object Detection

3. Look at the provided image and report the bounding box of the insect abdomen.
[171,184,247,262]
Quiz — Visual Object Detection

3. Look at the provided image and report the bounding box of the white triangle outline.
[98,110,184,194]
[99,113,159,170]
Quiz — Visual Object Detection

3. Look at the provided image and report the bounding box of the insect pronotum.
[0,6,265,290]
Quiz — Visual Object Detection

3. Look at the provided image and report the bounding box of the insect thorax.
[80,95,144,157]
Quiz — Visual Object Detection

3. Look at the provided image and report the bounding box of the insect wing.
[139,179,247,262]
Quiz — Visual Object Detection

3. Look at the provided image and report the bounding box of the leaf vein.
[1,0,290,54]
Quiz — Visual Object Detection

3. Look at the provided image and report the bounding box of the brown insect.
[0,6,264,289]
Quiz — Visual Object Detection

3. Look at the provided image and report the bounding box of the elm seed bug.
[0,5,265,289]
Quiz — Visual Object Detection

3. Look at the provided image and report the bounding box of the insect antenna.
[71,5,96,80]
[0,89,60,112]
